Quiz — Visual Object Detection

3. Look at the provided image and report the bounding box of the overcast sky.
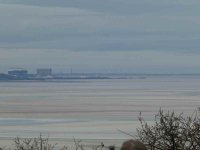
[0,0,200,73]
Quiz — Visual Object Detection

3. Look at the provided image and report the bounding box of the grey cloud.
[0,3,200,52]
[1,0,200,15]
[3,32,200,53]
[0,1,200,53]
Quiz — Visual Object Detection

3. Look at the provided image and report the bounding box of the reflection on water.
[0,76,200,139]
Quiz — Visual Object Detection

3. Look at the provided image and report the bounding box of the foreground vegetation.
[137,109,200,150]
[11,135,109,150]
[0,109,199,150]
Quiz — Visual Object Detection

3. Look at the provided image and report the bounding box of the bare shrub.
[13,134,58,150]
[12,134,106,150]
[137,109,200,150]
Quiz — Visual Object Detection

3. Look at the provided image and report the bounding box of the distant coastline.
[0,74,145,81]
[1,73,200,82]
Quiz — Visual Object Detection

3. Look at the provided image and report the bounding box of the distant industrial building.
[0,73,16,80]
[36,68,52,76]
[8,69,28,77]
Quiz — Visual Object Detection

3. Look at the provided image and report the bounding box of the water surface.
[0,76,199,139]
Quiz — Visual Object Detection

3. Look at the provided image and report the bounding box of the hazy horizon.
[0,0,200,73]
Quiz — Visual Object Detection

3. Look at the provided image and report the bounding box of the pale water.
[0,76,199,139]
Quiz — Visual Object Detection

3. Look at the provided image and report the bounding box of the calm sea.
[0,75,199,139]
